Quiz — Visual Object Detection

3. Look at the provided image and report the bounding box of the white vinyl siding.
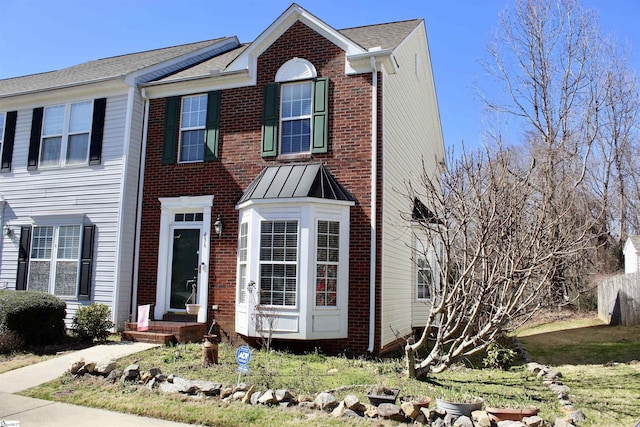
[0,92,141,329]
[380,23,445,347]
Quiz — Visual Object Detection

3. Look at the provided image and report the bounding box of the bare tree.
[404,147,598,378]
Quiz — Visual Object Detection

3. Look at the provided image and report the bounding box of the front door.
[169,228,201,311]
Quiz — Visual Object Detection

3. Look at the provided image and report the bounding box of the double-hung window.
[237,222,248,304]
[259,220,298,306]
[40,101,93,167]
[315,220,339,307]
[280,82,313,155]
[179,94,208,162]
[28,225,82,297]
[416,256,433,300]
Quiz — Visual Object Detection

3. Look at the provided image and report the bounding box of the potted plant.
[485,406,539,422]
[435,393,483,417]
[366,385,401,406]
[185,280,200,315]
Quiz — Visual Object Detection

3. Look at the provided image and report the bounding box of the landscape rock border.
[65,359,558,426]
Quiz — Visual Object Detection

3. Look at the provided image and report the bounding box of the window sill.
[276,153,312,162]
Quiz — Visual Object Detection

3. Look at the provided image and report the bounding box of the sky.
[1,0,639,152]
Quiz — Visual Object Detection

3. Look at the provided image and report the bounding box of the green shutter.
[162,97,179,164]
[204,91,221,161]
[261,83,279,157]
[312,77,329,153]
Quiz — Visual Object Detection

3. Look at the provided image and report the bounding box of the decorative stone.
[69,360,85,375]
[220,384,234,399]
[331,401,346,417]
[106,369,122,383]
[149,367,162,377]
[567,410,586,423]
[146,377,158,390]
[241,385,255,404]
[432,418,446,427]
[298,401,316,410]
[523,416,545,427]
[232,391,246,401]
[275,389,294,403]
[453,415,474,427]
[233,382,249,392]
[314,392,338,411]
[258,389,278,405]
[192,380,222,395]
[343,409,364,418]
[554,418,574,427]
[93,361,116,376]
[122,364,140,381]
[401,401,421,420]
[297,394,314,403]
[83,362,96,373]
[376,403,406,422]
[471,410,492,427]
[364,405,379,418]
[250,391,262,405]
[344,394,366,412]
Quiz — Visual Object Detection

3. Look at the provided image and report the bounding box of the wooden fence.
[598,272,640,326]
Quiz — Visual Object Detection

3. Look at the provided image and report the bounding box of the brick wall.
[138,21,381,354]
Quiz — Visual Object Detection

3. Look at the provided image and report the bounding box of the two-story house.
[0,37,241,328]
[134,4,444,354]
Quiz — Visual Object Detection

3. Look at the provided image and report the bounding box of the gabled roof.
[625,235,640,253]
[0,37,238,98]
[238,163,355,205]
[153,19,421,84]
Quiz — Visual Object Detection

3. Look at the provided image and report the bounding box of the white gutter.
[131,88,150,321]
[368,57,378,353]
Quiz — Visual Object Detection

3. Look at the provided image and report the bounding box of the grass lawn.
[10,313,640,426]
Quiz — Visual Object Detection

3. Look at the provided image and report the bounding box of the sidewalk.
[0,342,196,426]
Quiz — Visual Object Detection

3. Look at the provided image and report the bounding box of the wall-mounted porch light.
[2,226,11,237]
[213,215,223,238]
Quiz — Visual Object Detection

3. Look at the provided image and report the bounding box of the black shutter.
[204,91,221,161]
[16,226,31,290]
[78,225,95,299]
[28,107,44,170]
[89,98,107,165]
[1,111,17,172]
[261,83,279,157]
[162,97,179,164]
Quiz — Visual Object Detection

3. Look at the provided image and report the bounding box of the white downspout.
[368,57,378,352]
[131,88,150,322]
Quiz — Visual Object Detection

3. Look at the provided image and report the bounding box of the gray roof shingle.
[0,38,230,97]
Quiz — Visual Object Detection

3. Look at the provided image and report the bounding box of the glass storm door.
[169,228,201,310]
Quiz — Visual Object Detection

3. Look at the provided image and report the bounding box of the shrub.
[483,341,517,370]
[0,330,25,354]
[0,290,67,347]
[72,303,114,342]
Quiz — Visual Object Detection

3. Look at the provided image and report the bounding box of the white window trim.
[278,81,314,156]
[178,94,207,164]
[155,195,213,323]
[39,101,93,169]
[314,219,340,309]
[28,221,84,298]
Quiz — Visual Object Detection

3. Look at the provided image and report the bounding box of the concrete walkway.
[0,342,196,426]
